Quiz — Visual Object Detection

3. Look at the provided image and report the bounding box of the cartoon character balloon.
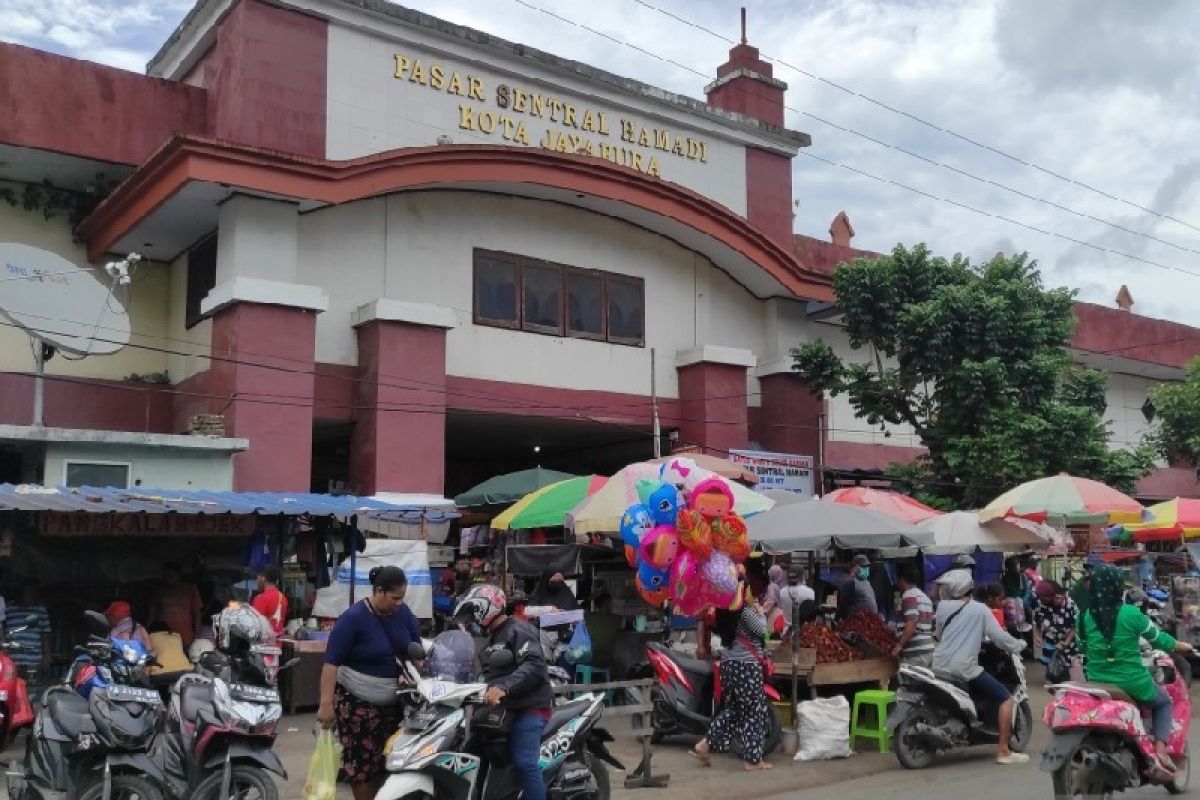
[645,482,683,527]
[711,515,750,562]
[689,478,735,519]
[620,504,654,568]
[670,551,706,616]
[660,457,705,494]
[639,524,680,569]
[636,569,670,606]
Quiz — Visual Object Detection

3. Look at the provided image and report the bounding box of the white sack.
[794,695,852,762]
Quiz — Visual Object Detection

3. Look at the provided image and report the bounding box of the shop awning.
[0,484,458,521]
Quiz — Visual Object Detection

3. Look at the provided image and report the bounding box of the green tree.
[792,244,1154,507]
[1148,358,1200,471]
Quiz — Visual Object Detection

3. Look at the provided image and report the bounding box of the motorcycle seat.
[47,690,96,738]
[670,652,714,678]
[545,699,593,736]
[180,683,214,723]
[1054,682,1134,703]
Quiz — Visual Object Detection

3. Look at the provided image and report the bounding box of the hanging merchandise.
[623,457,753,615]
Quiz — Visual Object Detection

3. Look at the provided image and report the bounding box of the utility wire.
[630,0,1200,235]
[507,0,1200,273]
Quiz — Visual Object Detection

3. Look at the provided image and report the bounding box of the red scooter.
[641,641,783,755]
[1042,646,1192,796]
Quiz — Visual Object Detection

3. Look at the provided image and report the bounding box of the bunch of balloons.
[619,457,751,616]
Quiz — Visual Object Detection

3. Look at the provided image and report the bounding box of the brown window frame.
[472,249,644,347]
[604,272,646,347]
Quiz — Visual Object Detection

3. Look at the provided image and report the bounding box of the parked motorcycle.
[1041,647,1192,796]
[641,641,783,756]
[889,642,1033,769]
[0,626,34,747]
[154,604,289,800]
[6,611,165,800]
[376,644,623,800]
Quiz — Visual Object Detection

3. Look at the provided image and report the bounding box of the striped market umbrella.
[979,473,1145,526]
[1124,498,1200,542]
[490,475,607,531]
[823,486,943,524]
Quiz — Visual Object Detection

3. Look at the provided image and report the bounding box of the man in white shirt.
[777,570,816,631]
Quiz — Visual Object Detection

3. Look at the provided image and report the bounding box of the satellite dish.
[0,243,130,356]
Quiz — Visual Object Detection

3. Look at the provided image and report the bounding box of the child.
[976,583,1006,628]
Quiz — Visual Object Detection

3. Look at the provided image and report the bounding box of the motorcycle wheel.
[590,755,612,800]
[763,702,782,757]
[1168,745,1191,795]
[77,775,162,800]
[191,766,279,800]
[1172,652,1193,688]
[1010,700,1033,753]
[1051,745,1115,799]
[893,710,937,770]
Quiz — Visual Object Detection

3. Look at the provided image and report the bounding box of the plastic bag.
[563,623,593,665]
[9,678,32,727]
[793,696,852,762]
[303,729,341,800]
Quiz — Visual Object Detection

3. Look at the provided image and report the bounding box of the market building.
[0,0,1197,501]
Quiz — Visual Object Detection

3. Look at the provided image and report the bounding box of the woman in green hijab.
[1078,564,1194,769]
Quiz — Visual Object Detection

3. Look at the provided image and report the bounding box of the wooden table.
[771,646,896,699]
[281,638,326,714]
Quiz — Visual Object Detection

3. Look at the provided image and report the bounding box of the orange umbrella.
[823,486,943,524]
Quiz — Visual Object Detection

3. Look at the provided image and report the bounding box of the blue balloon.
[646,482,682,526]
[637,562,670,591]
[620,504,654,564]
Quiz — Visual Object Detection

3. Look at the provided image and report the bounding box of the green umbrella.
[492,475,608,530]
[454,467,577,508]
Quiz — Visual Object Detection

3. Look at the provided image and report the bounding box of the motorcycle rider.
[454,584,552,800]
[932,570,1028,765]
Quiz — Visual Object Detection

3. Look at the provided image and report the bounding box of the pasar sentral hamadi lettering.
[393,53,709,177]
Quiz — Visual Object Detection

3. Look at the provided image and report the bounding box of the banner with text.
[729,449,815,498]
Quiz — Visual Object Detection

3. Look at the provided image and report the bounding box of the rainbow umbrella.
[1125,498,1200,542]
[490,475,607,530]
[979,473,1145,526]
[823,486,943,524]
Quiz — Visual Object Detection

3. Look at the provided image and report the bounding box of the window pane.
[476,255,518,325]
[606,277,644,344]
[186,234,218,329]
[522,263,562,333]
[566,271,604,338]
[65,462,129,488]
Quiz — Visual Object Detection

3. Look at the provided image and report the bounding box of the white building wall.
[324,25,751,215]
[0,199,170,382]
[1104,372,1157,451]
[43,442,234,490]
[295,191,766,399]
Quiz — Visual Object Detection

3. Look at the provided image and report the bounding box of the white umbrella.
[879,511,1055,557]
[748,499,933,554]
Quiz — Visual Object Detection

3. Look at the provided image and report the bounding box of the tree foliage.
[1148,358,1200,471]
[792,244,1154,507]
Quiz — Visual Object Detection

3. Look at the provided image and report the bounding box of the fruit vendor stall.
[770,610,898,698]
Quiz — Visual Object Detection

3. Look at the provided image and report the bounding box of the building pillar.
[675,346,756,455]
[757,370,823,463]
[203,279,328,491]
[350,300,456,496]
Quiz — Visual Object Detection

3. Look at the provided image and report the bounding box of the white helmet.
[188,638,216,664]
[937,568,974,600]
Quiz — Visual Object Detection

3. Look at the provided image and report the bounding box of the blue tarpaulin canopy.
[0,484,458,522]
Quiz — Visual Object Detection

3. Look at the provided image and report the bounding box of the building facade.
[0,0,1196,499]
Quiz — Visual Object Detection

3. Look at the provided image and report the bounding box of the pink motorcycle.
[1041,649,1191,797]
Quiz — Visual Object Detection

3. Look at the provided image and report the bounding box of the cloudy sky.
[4,0,1199,324]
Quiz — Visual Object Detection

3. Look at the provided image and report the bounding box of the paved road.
[779,716,1200,800]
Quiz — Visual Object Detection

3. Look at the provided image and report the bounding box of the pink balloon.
[639,525,681,569]
[703,552,738,606]
[670,550,703,607]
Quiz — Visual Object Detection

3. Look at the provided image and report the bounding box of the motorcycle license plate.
[231,684,279,703]
[106,685,161,705]
[250,644,282,656]
[406,710,440,730]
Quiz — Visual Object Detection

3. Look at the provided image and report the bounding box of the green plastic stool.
[574,664,612,703]
[851,689,896,753]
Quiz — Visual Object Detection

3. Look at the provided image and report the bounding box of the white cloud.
[2,0,1198,325]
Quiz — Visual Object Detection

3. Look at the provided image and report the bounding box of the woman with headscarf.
[1079,565,1194,771]
[532,570,578,611]
[690,606,773,771]
[760,565,788,636]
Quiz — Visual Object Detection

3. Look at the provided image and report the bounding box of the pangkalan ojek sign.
[393,53,711,178]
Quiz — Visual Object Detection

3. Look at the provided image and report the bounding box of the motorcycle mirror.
[488,650,515,670]
[84,610,110,637]
[406,642,427,661]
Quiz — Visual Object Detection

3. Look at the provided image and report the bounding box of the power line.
[629,0,1200,236]
[506,0,1200,275]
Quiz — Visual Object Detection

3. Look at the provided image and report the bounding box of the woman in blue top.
[317,567,421,800]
